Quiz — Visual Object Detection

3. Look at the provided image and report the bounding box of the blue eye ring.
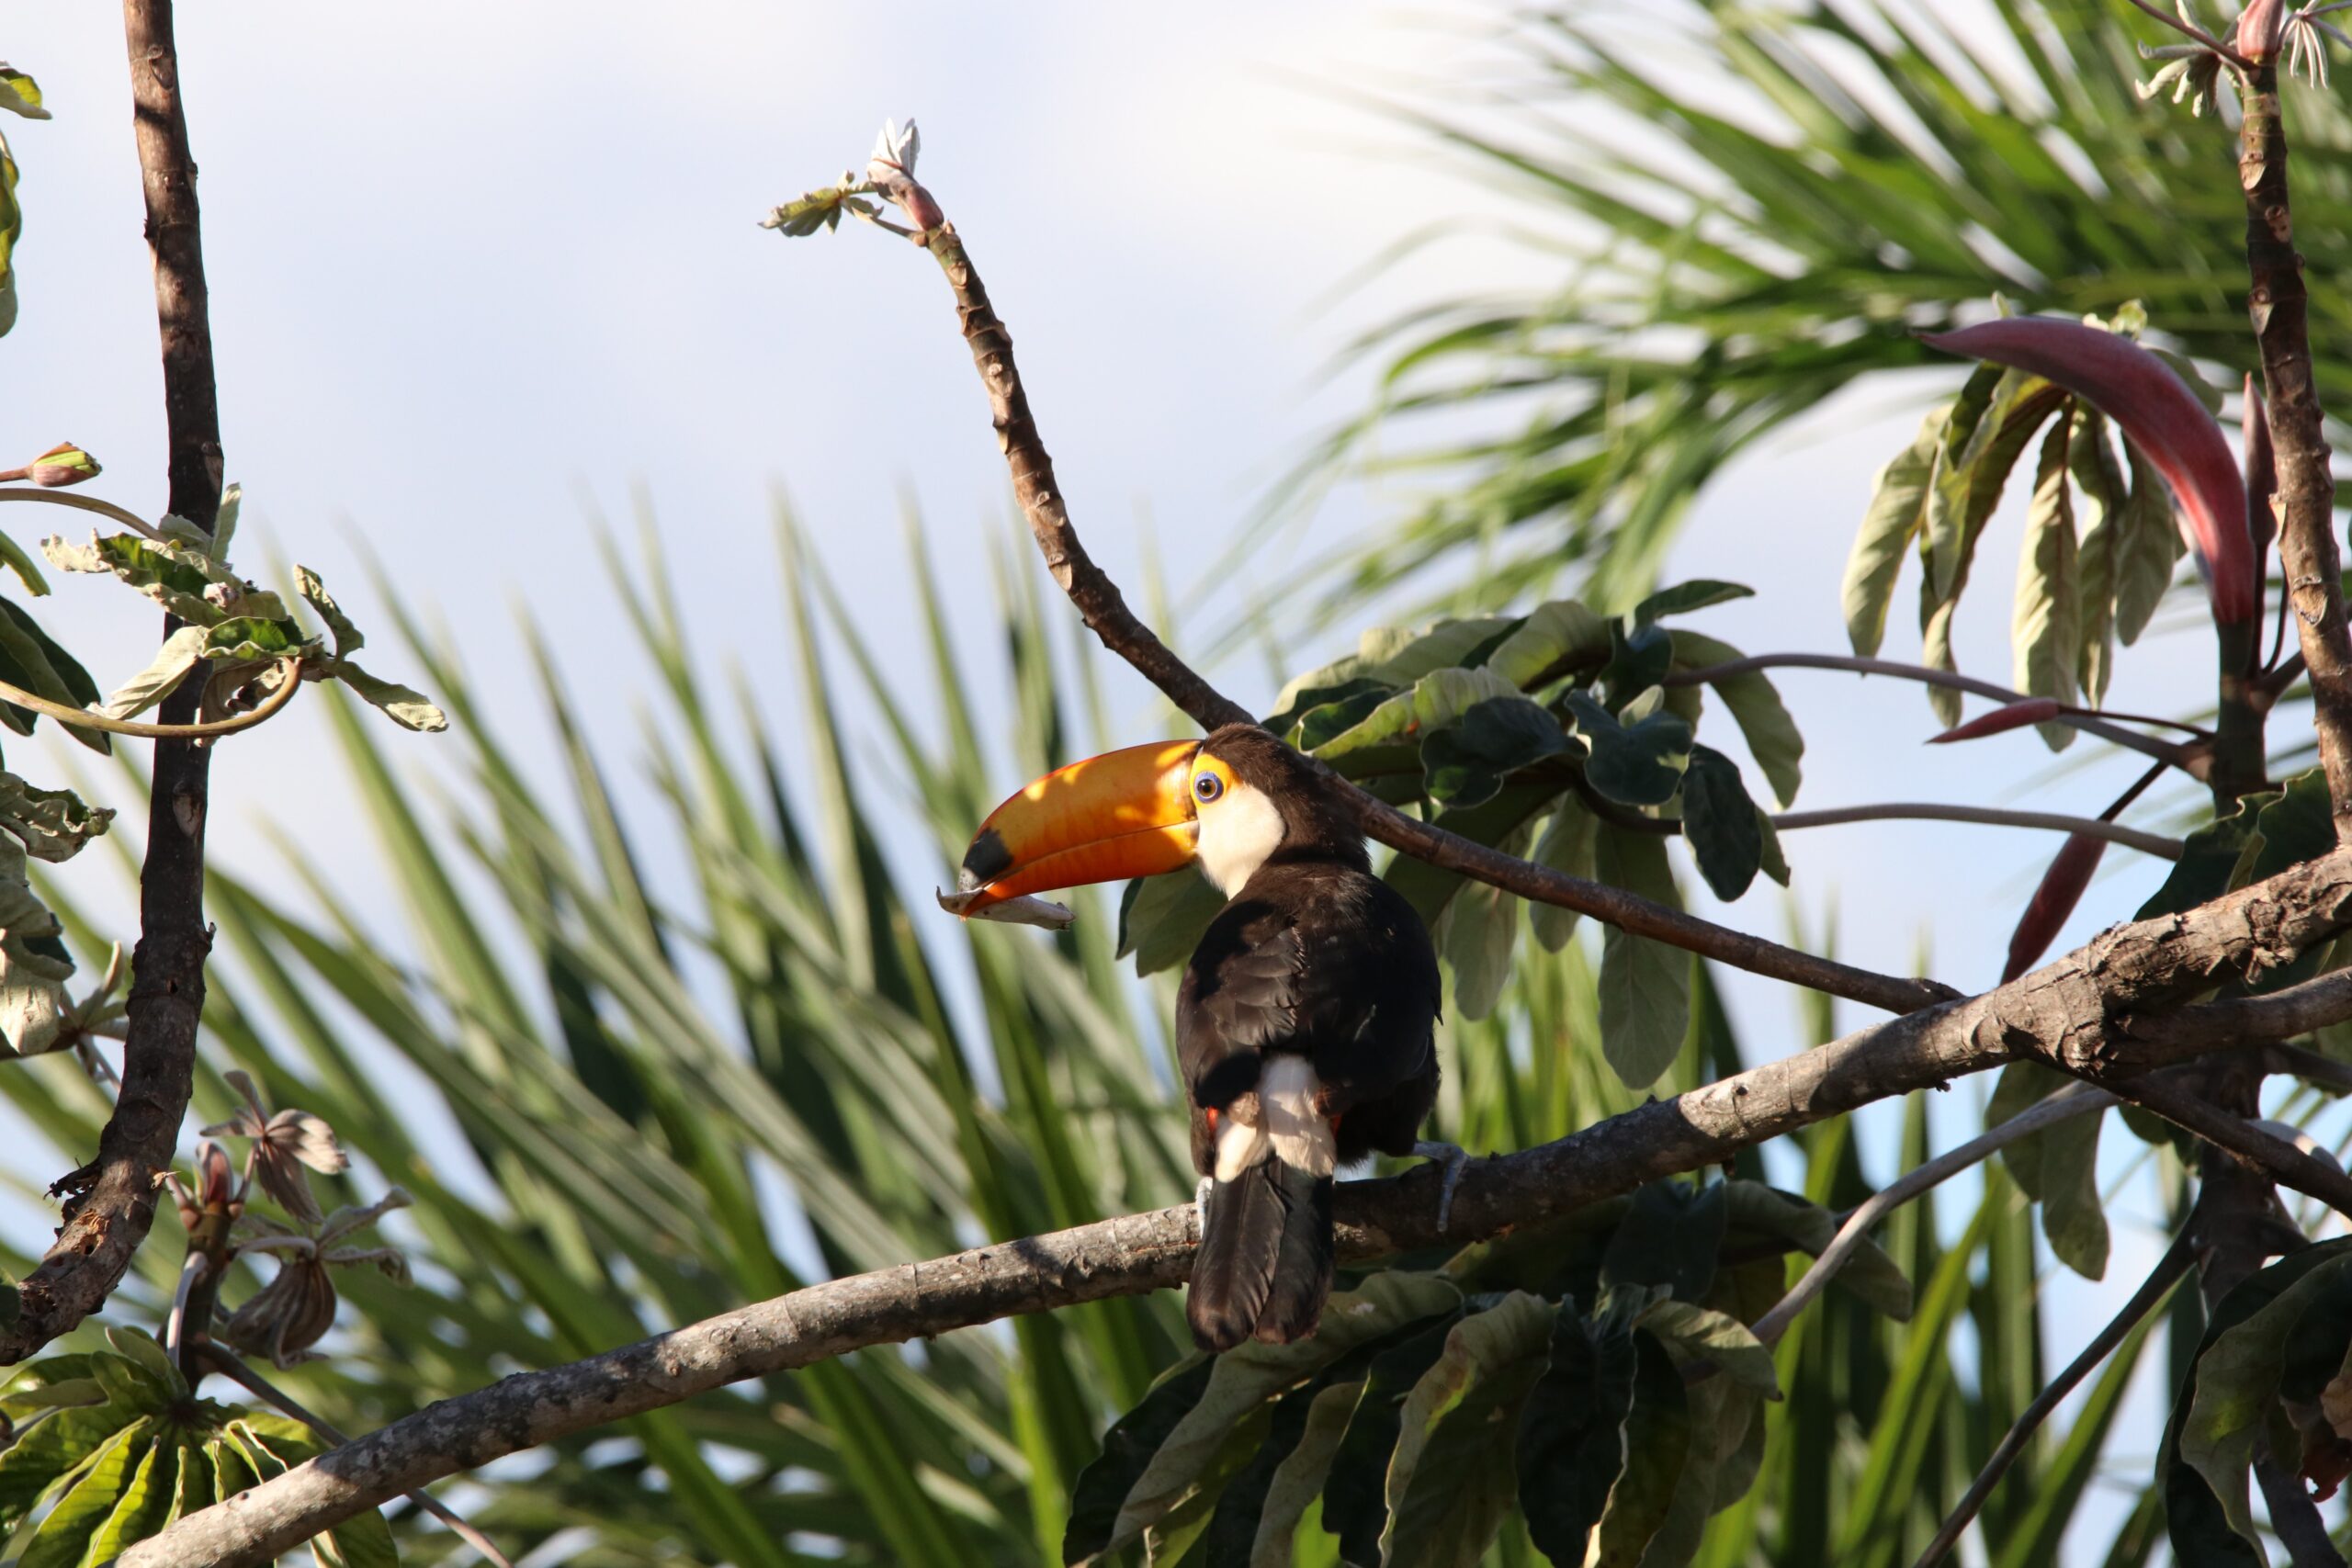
[1193,773,1224,803]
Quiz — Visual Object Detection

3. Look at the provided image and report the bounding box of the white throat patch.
[1195,785,1285,897]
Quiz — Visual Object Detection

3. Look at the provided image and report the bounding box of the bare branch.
[0,486,174,542]
[2098,1068,2352,1213]
[1914,1228,2196,1568]
[2237,51,2352,825]
[0,0,229,1364]
[1772,804,2180,859]
[117,843,2352,1565]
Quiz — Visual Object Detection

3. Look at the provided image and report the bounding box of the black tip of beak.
[961,826,1013,891]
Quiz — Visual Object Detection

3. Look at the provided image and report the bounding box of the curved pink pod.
[1922,319,2257,626]
[1928,698,2064,744]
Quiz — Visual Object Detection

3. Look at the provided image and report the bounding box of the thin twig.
[197,1347,514,1568]
[0,656,300,740]
[1751,1084,2115,1347]
[1666,653,2199,769]
[0,0,232,1364]
[2097,1069,2352,1214]
[2124,0,2258,66]
[1913,1229,2196,1568]
[1771,804,2180,859]
[0,487,173,543]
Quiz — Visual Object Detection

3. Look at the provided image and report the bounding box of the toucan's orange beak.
[948,740,1203,915]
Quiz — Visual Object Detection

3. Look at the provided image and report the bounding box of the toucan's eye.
[1193,773,1224,804]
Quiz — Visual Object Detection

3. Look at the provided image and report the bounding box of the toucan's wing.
[1177,896,1302,1111]
[1293,874,1439,1110]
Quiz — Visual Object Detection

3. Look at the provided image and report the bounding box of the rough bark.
[119,843,2352,1566]
[2241,62,2352,829]
[0,0,225,1363]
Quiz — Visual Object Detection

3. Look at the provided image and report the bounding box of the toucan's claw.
[1194,1176,1215,1237]
[1413,1141,1473,1233]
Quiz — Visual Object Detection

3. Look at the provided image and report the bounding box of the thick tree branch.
[118,843,2352,1565]
[917,222,1951,1015]
[0,0,225,1364]
[2240,57,2352,827]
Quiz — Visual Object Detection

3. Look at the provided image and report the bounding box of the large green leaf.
[1379,1292,1555,1567]
[1844,407,1941,658]
[1566,693,1692,808]
[2009,414,2079,752]
[1667,630,1803,807]
[1594,826,1689,1090]
[1678,746,1763,902]
[1517,1295,1640,1565]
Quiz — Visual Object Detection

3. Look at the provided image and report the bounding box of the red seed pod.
[1928,699,2065,744]
[1923,319,2256,626]
[2243,373,2278,562]
[2002,832,2108,982]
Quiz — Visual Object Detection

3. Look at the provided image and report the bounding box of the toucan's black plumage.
[1176,726,1441,1350]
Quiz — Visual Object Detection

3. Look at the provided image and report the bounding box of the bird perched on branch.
[945,723,1463,1351]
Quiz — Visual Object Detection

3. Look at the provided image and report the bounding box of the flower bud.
[24,443,98,489]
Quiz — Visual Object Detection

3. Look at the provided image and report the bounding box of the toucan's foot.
[1412,1141,1473,1233]
[1193,1176,1215,1236]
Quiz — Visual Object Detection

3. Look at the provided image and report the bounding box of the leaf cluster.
[1122,582,1802,1086]
[0,1330,395,1567]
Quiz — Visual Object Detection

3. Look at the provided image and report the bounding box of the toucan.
[949,723,1461,1351]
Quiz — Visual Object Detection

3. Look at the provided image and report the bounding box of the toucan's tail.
[1188,1157,1334,1351]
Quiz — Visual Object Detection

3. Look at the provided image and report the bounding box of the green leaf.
[1379,1292,1555,1568]
[1927,367,2053,603]
[0,69,48,120]
[1243,1379,1361,1568]
[1517,1295,1639,1566]
[2011,414,2080,751]
[102,1327,187,1402]
[0,598,102,754]
[2181,1246,2352,1551]
[1679,746,1762,902]
[1591,1332,1690,1567]
[42,534,230,625]
[17,1417,151,1568]
[0,532,49,597]
[296,566,364,659]
[326,659,448,733]
[2112,441,2186,647]
[2071,409,2128,705]
[1442,860,1521,1022]
[2137,797,2266,921]
[1066,1359,1216,1563]
[1528,800,1596,953]
[1098,1272,1459,1556]
[1602,1180,1725,1306]
[1844,407,1941,657]
[1294,684,1392,751]
[1369,616,1521,682]
[1632,581,1752,624]
[1321,1314,1464,1565]
[1598,620,1675,705]
[1485,600,1611,690]
[1566,693,1691,808]
[0,1404,143,1528]
[94,626,208,722]
[83,1434,177,1567]
[1717,1182,1910,1319]
[1309,667,1519,763]
[203,615,309,662]
[1116,868,1226,979]
[1637,1300,1778,1396]
[1419,694,1570,809]
[1754,810,1789,888]
[1668,630,1802,807]
[1594,826,1688,1091]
